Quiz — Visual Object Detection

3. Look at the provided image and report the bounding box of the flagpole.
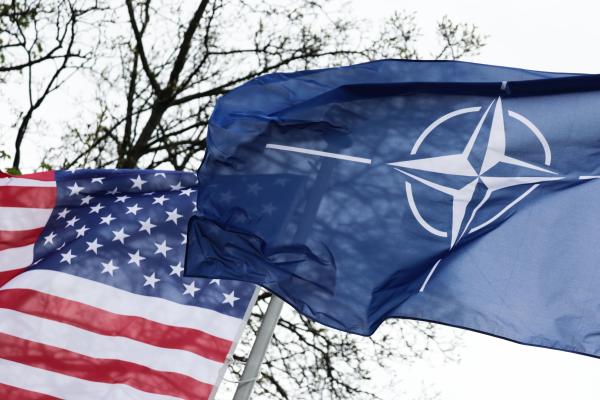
[232,295,284,400]
[232,143,341,400]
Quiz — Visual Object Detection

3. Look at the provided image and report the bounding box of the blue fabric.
[185,60,600,356]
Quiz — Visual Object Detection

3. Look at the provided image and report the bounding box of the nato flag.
[185,60,600,357]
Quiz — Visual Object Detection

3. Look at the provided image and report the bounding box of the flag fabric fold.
[185,59,600,358]
[0,169,256,400]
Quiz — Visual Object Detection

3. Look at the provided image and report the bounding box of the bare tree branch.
[125,0,162,93]
[7,0,101,171]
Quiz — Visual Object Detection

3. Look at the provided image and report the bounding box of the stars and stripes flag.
[0,169,257,400]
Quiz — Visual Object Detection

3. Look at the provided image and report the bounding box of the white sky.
[345,1,600,399]
[349,0,600,73]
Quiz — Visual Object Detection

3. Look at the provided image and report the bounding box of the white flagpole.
[232,295,284,400]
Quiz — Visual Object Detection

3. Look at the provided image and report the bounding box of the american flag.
[0,169,257,400]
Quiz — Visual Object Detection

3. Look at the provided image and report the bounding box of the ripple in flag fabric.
[0,169,256,400]
[185,60,600,359]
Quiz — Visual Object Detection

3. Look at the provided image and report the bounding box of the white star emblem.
[100,214,116,226]
[169,262,184,276]
[165,208,182,225]
[247,183,262,195]
[126,203,143,215]
[182,281,200,297]
[154,240,172,257]
[390,98,562,248]
[86,238,103,254]
[89,203,104,214]
[130,175,147,190]
[57,208,70,219]
[152,195,168,205]
[60,250,76,264]
[91,177,105,184]
[261,203,277,215]
[154,172,166,178]
[75,225,90,238]
[170,181,184,191]
[210,279,220,286]
[143,272,160,288]
[128,250,146,267]
[43,231,56,246]
[222,290,240,307]
[179,188,195,197]
[67,182,84,196]
[100,260,119,276]
[138,217,156,234]
[80,195,93,205]
[180,233,187,245]
[107,187,119,195]
[112,228,130,244]
[65,216,80,228]
[115,194,130,203]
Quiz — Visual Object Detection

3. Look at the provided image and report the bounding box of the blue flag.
[185,60,600,357]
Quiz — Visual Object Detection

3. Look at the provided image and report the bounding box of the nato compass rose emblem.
[265,97,564,291]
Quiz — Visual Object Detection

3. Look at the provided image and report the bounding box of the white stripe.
[405,182,447,238]
[0,308,222,385]
[469,184,539,234]
[419,259,443,293]
[411,107,481,154]
[0,244,34,271]
[266,143,372,164]
[579,176,600,180]
[0,358,179,400]
[0,207,53,230]
[1,269,242,341]
[0,177,56,187]
[508,110,551,165]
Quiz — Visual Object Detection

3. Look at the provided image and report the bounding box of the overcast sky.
[350,0,600,73]
[347,1,600,399]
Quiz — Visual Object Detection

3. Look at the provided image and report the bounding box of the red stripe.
[0,171,55,181]
[0,383,59,400]
[0,268,25,287]
[0,288,232,363]
[0,228,44,252]
[0,186,56,208]
[0,332,213,400]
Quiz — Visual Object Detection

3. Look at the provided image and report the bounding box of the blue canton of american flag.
[0,169,256,400]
